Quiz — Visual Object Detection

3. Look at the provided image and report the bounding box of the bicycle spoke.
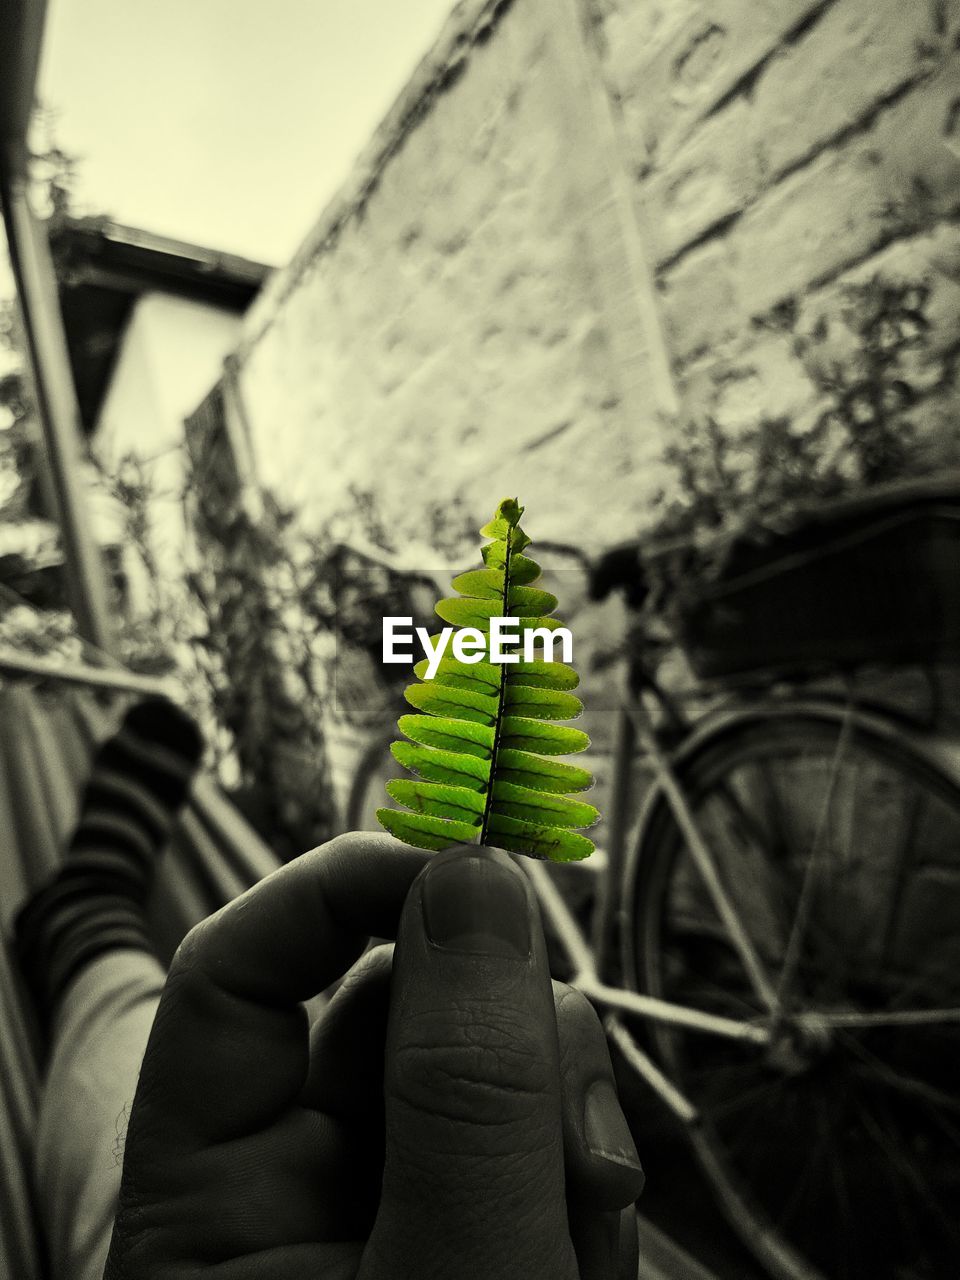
[700,783,793,966]
[808,1007,960,1029]
[820,1101,857,1280]
[855,1083,960,1250]
[703,759,873,1000]
[841,1033,960,1127]
[582,978,769,1043]
[634,712,781,1011]
[770,1095,847,1270]
[775,706,854,1007]
[850,1039,960,1264]
[875,785,924,973]
[627,706,960,1279]
[681,1064,789,1122]
[660,935,767,1021]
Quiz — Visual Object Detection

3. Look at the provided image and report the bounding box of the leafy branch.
[644,274,956,620]
[378,498,597,862]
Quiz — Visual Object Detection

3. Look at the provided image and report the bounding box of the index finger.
[133,832,429,1145]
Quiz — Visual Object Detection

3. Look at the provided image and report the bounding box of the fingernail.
[584,1079,644,1176]
[421,849,531,959]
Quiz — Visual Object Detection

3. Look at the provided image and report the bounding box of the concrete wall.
[233,0,677,551]
[91,292,244,608]
[591,0,960,447]
[192,0,960,834]
[229,0,960,553]
[97,293,244,458]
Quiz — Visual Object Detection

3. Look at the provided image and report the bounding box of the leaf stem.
[478,531,513,845]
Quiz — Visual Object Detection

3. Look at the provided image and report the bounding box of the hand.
[104,836,644,1279]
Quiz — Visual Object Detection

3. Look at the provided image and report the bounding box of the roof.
[0,6,271,433]
[49,217,272,431]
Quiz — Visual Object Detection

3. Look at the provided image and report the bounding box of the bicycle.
[338,481,960,1280]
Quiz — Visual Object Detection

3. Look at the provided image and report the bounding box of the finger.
[132,833,428,1148]
[302,942,394,1121]
[553,983,643,1280]
[304,963,644,1213]
[553,983,645,1209]
[619,1206,640,1280]
[561,1205,640,1280]
[293,945,396,1239]
[566,1207,623,1280]
[359,845,580,1280]
[302,954,645,1272]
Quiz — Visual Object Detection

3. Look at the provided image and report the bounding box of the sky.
[33,0,460,266]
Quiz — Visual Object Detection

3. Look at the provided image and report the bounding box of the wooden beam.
[1,173,116,653]
[0,648,177,698]
[0,0,48,177]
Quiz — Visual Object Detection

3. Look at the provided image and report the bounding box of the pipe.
[0,171,116,653]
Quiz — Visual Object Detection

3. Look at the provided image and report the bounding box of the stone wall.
[590,0,960,450]
[215,0,960,824]
[232,0,677,551]
[230,0,960,553]
[93,293,246,606]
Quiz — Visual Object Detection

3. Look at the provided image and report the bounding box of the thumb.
[358,845,578,1280]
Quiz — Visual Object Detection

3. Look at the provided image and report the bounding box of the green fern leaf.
[376,497,597,861]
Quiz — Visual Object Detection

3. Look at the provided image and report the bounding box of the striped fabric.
[0,682,279,1279]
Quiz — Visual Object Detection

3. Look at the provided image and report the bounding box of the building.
[50,216,269,613]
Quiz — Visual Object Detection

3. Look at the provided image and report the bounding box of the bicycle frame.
[335,535,960,1130]
[519,683,960,1124]
[516,691,774,1127]
[336,533,960,1279]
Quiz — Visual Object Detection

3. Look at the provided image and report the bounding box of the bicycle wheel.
[623,705,960,1280]
[345,731,396,832]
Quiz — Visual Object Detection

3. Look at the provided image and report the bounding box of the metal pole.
[1,172,116,653]
[591,702,637,971]
[0,648,176,698]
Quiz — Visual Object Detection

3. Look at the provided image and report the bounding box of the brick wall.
[590,0,960,448]
[217,0,960,823]
[230,0,960,548]
[232,0,676,551]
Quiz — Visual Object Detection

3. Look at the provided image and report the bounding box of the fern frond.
[377,498,597,861]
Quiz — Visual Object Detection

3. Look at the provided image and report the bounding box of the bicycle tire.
[621,703,960,1280]
[344,730,396,833]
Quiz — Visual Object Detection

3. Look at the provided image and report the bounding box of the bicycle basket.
[331,642,401,729]
[675,474,960,679]
[326,548,435,728]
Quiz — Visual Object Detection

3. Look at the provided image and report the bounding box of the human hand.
[104,836,644,1279]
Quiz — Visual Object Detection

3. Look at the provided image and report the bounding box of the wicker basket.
[330,644,400,728]
[674,476,960,679]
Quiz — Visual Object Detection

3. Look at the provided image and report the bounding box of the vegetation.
[644,275,957,617]
[377,498,598,862]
